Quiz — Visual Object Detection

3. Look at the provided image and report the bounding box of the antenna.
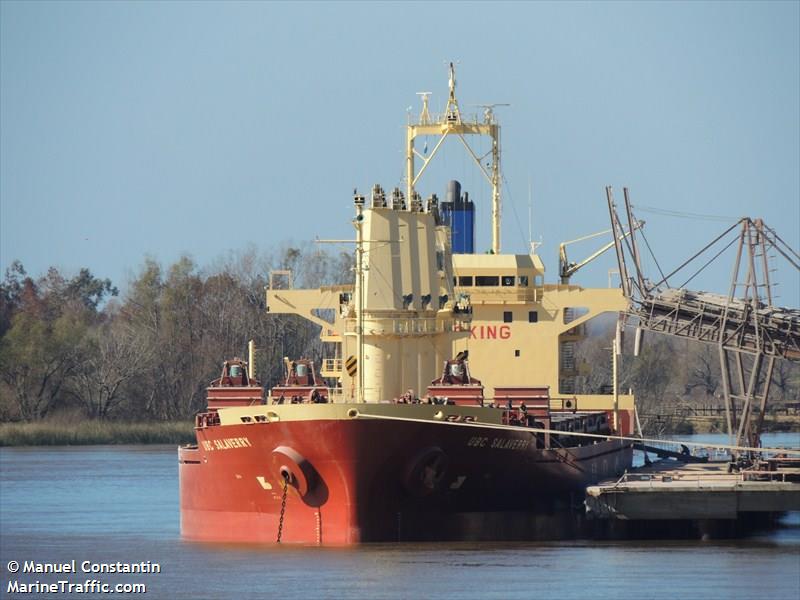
[471,103,511,124]
[416,92,432,125]
[528,174,532,248]
[445,61,462,123]
[526,174,541,254]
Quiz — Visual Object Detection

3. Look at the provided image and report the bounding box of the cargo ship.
[179,65,636,544]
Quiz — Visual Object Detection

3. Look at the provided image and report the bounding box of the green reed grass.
[0,420,195,446]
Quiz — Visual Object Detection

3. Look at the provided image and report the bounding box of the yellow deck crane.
[559,224,642,284]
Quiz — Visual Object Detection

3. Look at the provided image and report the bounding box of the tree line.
[0,245,352,422]
[0,247,796,429]
[573,329,800,435]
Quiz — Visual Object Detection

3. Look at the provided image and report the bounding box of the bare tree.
[72,322,153,418]
[624,337,676,435]
[685,343,719,401]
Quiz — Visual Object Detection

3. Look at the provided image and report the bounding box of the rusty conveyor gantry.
[606,187,800,458]
[633,288,799,360]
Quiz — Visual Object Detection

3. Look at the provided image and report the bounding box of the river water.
[1,434,798,599]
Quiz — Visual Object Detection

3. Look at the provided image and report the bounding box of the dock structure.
[585,459,800,521]
[607,194,800,460]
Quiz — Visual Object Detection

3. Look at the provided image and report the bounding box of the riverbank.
[672,415,800,435]
[0,420,195,446]
[0,417,795,446]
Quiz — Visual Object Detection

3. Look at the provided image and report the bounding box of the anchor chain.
[276,473,289,543]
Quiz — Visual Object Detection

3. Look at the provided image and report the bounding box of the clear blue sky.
[2,1,798,306]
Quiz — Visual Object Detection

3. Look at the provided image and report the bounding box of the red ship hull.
[179,412,633,545]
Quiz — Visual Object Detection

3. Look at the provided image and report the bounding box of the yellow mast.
[247,339,256,380]
[406,62,504,254]
[354,195,365,403]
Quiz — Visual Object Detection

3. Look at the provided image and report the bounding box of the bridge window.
[502,276,515,287]
[518,276,529,287]
[475,276,499,287]
[503,311,512,323]
[529,311,538,323]
[458,276,473,286]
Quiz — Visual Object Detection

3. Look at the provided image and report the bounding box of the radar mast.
[405,63,504,254]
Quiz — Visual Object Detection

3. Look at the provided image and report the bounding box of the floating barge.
[585,455,800,537]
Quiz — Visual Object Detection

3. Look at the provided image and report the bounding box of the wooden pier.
[585,459,800,520]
